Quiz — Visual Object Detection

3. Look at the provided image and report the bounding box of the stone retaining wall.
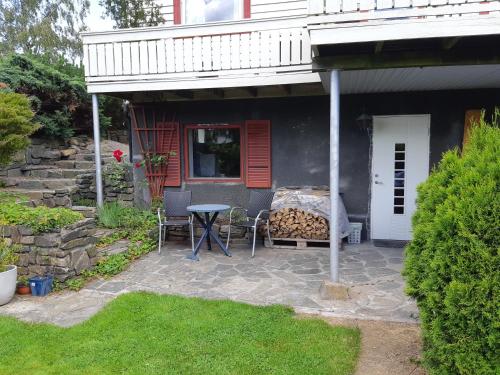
[1,218,98,281]
[106,129,129,144]
[74,165,134,206]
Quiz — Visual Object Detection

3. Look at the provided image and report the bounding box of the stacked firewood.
[269,208,329,240]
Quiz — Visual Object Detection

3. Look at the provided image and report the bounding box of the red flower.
[113,149,123,162]
[134,162,142,168]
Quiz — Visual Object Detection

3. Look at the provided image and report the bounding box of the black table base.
[186,212,232,261]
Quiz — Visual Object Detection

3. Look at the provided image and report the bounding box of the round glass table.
[186,204,231,261]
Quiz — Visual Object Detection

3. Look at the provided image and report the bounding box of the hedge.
[403,113,499,374]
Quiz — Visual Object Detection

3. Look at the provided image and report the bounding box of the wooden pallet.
[265,238,331,250]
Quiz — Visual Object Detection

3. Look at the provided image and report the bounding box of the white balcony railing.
[308,0,500,22]
[308,0,500,45]
[82,18,312,84]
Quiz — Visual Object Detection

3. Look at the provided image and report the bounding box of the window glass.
[393,143,406,214]
[184,0,241,24]
[188,127,241,178]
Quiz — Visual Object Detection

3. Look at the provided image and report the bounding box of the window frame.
[174,0,251,25]
[183,124,245,183]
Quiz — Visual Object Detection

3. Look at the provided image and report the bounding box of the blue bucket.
[29,275,54,297]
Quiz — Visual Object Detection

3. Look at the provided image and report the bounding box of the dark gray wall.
[150,97,331,207]
[132,89,499,225]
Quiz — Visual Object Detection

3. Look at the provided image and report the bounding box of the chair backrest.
[163,190,192,217]
[247,190,275,219]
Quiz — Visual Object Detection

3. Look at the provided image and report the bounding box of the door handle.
[374,181,382,184]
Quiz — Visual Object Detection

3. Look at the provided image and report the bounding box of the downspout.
[92,94,104,208]
[329,70,340,283]
[123,100,132,162]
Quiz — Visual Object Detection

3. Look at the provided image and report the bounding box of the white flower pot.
[0,265,17,306]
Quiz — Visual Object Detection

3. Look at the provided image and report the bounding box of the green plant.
[0,55,117,139]
[0,239,19,272]
[65,278,85,291]
[0,91,39,166]
[51,279,64,292]
[17,276,29,286]
[0,202,83,234]
[94,253,129,277]
[97,202,156,230]
[96,230,128,248]
[151,196,163,211]
[0,192,28,204]
[403,112,499,375]
[96,202,124,229]
[103,161,130,190]
[72,197,96,207]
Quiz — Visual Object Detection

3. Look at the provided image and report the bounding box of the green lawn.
[0,292,359,375]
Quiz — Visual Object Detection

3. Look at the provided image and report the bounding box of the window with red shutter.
[245,120,271,188]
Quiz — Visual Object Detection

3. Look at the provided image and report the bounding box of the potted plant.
[0,239,19,305]
[16,276,30,295]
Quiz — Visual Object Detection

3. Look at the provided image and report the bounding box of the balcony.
[82,17,318,94]
[308,0,500,45]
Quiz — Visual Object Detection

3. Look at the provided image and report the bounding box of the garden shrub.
[97,202,156,230]
[0,54,88,138]
[0,194,83,233]
[403,113,499,375]
[0,90,39,166]
[0,54,119,139]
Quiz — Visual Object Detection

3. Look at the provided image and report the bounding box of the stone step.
[97,239,130,257]
[71,206,97,218]
[1,177,78,190]
[53,156,117,169]
[0,188,73,208]
[75,153,95,161]
[54,160,96,169]
[27,168,93,179]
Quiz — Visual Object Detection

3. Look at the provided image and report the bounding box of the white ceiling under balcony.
[338,64,500,94]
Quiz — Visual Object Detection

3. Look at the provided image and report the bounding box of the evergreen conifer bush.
[403,112,499,374]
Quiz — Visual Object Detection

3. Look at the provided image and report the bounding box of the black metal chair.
[157,190,194,254]
[226,190,275,257]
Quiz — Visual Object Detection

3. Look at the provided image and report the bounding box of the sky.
[86,0,114,31]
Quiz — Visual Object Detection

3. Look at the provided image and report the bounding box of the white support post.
[92,94,104,208]
[329,70,340,283]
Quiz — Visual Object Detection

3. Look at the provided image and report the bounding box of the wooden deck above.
[81,0,500,94]
[82,17,318,94]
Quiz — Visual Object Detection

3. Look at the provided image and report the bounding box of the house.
[82,0,500,283]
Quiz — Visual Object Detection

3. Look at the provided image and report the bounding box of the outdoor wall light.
[356,107,373,132]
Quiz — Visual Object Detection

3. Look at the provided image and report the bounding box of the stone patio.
[0,241,418,327]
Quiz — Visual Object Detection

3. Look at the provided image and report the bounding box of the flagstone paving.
[0,241,418,327]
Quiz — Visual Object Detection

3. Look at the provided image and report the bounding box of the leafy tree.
[100,0,163,29]
[0,90,39,166]
[0,0,89,63]
[403,111,500,374]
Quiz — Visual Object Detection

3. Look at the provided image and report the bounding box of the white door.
[371,115,430,241]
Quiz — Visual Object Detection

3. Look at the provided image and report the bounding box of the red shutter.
[157,122,181,187]
[173,0,181,24]
[245,120,271,188]
[244,0,251,18]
